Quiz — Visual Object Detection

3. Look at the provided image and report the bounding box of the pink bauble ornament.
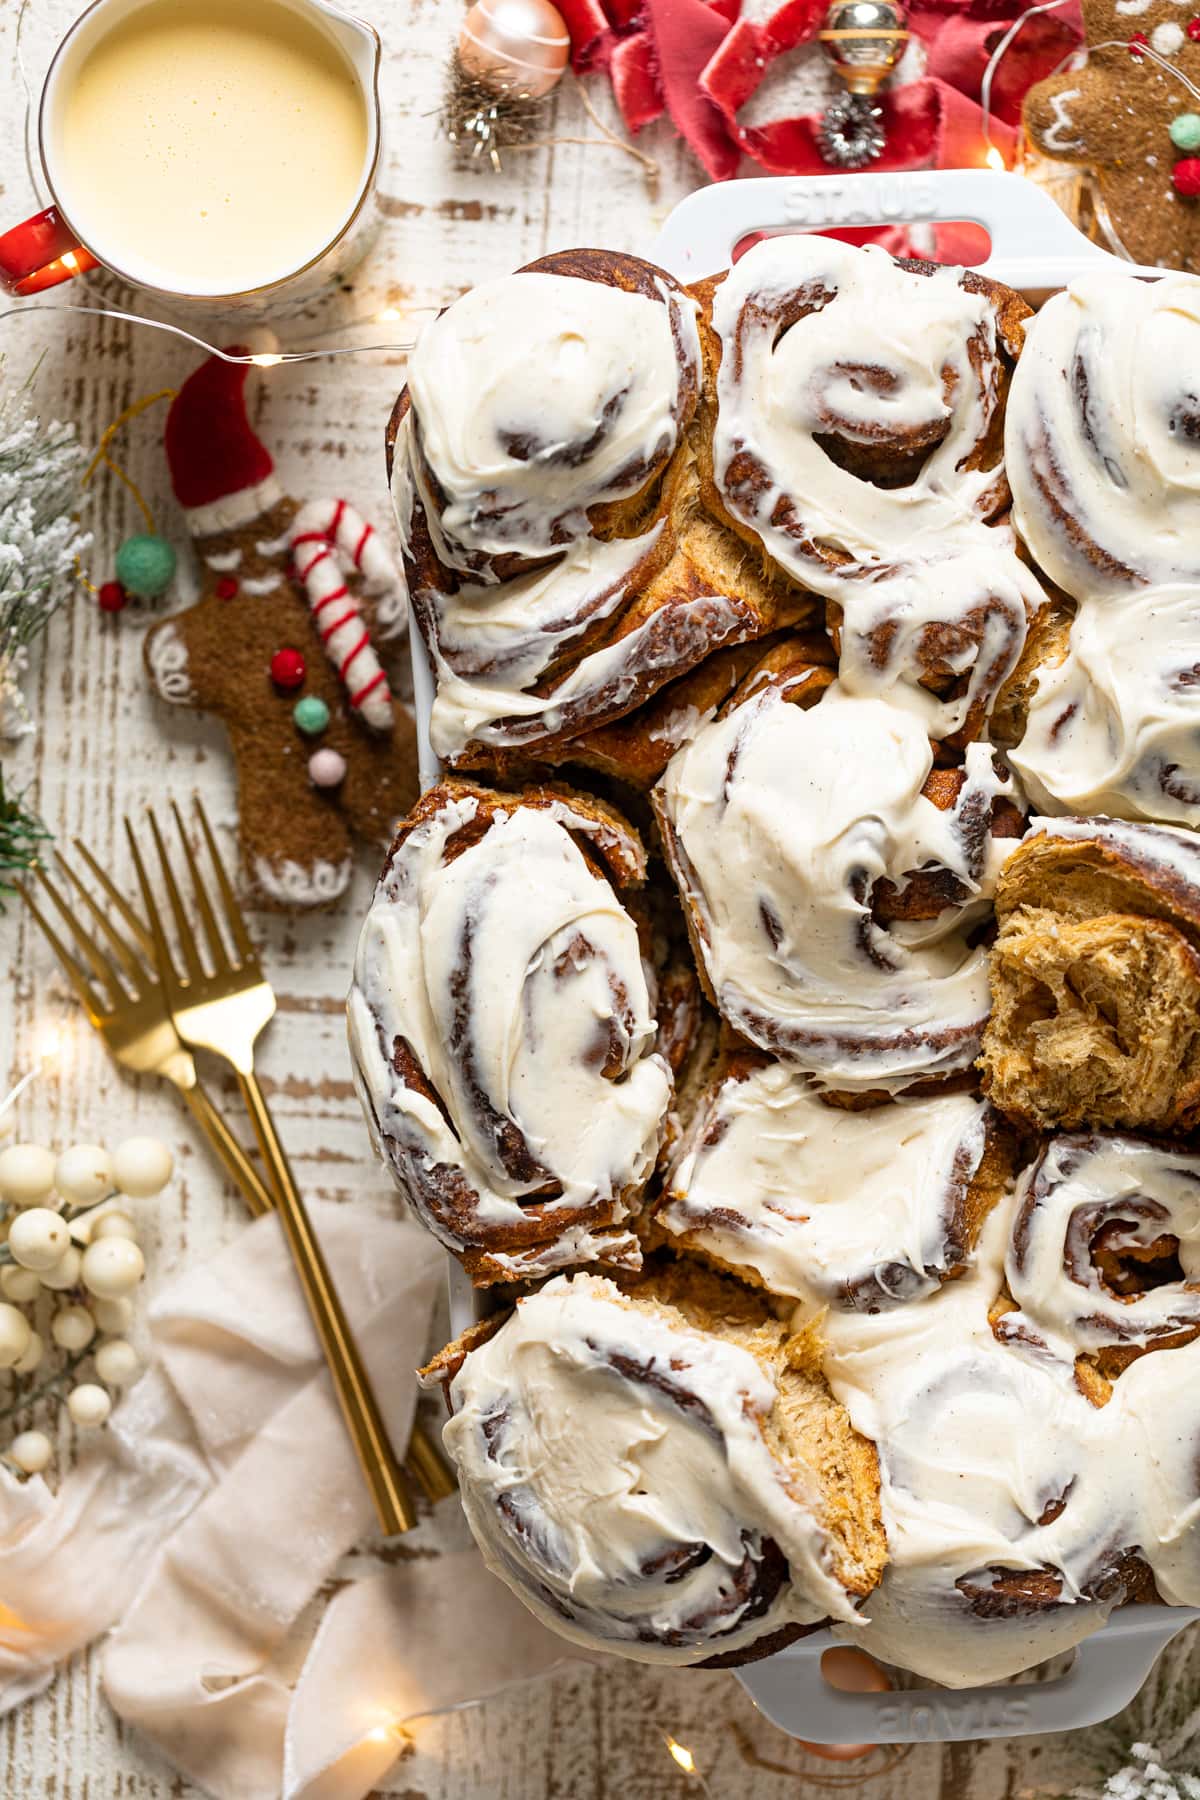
[308,748,348,788]
[458,0,570,99]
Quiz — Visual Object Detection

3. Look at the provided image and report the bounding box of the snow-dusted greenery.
[0,766,48,900]
[0,374,91,738]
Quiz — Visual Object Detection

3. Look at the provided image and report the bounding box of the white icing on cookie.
[252,853,351,906]
[145,622,195,705]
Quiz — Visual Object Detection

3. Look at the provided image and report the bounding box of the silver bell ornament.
[817,0,910,168]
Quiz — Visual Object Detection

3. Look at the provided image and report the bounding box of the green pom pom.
[1170,112,1200,153]
[293,696,330,736]
[114,533,176,599]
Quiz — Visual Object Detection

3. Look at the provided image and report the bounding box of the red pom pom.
[98,581,128,613]
[1188,16,1200,39]
[1174,158,1200,195]
[270,647,306,690]
[215,575,239,600]
[1129,30,1149,56]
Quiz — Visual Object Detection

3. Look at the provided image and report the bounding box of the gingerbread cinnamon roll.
[428,1267,885,1664]
[996,1133,1200,1381]
[659,1050,1012,1309]
[348,780,672,1285]
[389,249,809,767]
[696,236,1039,741]
[1010,585,1200,828]
[818,1194,1166,1688]
[653,677,1020,1092]
[982,816,1200,1134]
[1006,273,1200,599]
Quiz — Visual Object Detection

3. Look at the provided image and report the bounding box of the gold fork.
[23,841,452,1511]
[126,799,444,1534]
[20,848,273,1217]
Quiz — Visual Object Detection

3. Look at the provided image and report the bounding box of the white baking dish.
[405,168,1199,1744]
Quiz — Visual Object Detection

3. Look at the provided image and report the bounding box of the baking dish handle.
[648,168,1160,287]
[734,1609,1200,1744]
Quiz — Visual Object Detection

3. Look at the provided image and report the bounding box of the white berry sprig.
[0,1135,173,1475]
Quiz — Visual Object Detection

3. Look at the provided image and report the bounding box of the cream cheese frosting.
[399,271,699,565]
[661,1065,991,1308]
[442,1273,859,1663]
[390,266,708,758]
[1006,272,1200,599]
[820,1183,1200,1687]
[706,236,1039,738]
[654,683,1014,1090]
[1011,585,1200,827]
[348,790,671,1276]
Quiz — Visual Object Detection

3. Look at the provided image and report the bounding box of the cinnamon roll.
[996,1133,1200,1382]
[659,1050,1012,1309]
[348,780,672,1285]
[696,237,1040,741]
[653,678,1020,1092]
[982,816,1200,1134]
[389,249,810,767]
[1006,273,1200,599]
[818,1194,1171,1688]
[427,1266,886,1665]
[1009,585,1200,829]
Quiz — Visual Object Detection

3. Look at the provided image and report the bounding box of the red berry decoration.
[215,575,239,600]
[98,581,128,614]
[1129,30,1149,57]
[1174,158,1200,195]
[1188,17,1200,40]
[269,647,306,690]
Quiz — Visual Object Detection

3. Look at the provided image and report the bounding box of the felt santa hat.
[164,350,282,538]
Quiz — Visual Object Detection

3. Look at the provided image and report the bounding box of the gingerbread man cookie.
[144,354,419,909]
[1025,3,1200,271]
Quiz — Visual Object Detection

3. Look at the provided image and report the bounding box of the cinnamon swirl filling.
[348,782,672,1284]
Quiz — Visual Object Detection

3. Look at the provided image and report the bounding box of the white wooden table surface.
[0,1,1195,1793]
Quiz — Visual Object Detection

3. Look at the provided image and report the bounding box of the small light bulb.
[366,1725,393,1744]
[378,305,403,322]
[985,145,1006,171]
[666,1738,696,1774]
[35,1026,62,1065]
[250,352,283,368]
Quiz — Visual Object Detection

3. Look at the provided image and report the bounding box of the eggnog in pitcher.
[55,0,369,294]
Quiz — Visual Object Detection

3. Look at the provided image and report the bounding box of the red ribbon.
[555,0,1082,184]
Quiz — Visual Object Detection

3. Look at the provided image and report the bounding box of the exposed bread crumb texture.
[352,238,1200,1682]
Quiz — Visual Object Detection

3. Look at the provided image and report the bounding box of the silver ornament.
[817,90,886,167]
[819,0,909,97]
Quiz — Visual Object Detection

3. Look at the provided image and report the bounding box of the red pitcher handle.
[0,207,98,296]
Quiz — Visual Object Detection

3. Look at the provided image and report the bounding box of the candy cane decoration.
[288,499,404,731]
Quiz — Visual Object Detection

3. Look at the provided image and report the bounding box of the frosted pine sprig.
[0,377,91,738]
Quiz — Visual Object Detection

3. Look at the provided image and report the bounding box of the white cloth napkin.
[1,1200,587,1799]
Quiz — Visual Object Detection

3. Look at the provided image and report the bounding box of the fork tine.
[18,882,107,1022]
[74,839,155,961]
[170,799,230,974]
[56,854,146,994]
[194,797,257,968]
[35,866,128,1003]
[145,807,205,984]
[125,815,181,989]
